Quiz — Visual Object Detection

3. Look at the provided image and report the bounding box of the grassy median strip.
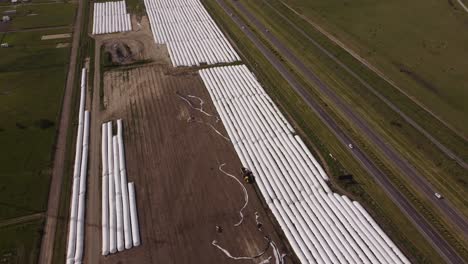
[241,0,467,218]
[201,0,450,262]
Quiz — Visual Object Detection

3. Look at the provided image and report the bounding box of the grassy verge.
[240,0,467,215]
[0,219,44,264]
[226,0,468,258]
[202,0,447,262]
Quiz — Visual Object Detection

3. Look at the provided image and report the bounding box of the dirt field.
[82,16,292,264]
[104,65,290,263]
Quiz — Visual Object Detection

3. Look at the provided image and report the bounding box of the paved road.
[228,0,468,239]
[38,0,85,262]
[212,0,466,263]
[263,0,467,170]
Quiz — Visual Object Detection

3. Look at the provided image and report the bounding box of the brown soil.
[102,40,145,65]
[84,64,292,264]
[83,15,292,264]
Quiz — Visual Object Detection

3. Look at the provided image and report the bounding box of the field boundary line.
[0,213,44,228]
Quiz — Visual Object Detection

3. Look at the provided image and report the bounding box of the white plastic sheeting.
[101,120,140,256]
[66,69,90,264]
[101,124,109,256]
[144,0,240,67]
[117,119,132,249]
[92,1,132,35]
[199,65,410,264]
[128,182,141,246]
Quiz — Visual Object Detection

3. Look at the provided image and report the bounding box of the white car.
[434,192,443,199]
[348,144,353,149]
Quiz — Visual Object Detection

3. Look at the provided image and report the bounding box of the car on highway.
[348,144,354,149]
[434,192,443,199]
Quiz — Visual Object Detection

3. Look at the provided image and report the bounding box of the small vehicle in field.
[434,192,443,199]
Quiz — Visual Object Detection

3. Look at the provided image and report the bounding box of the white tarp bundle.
[144,0,240,67]
[199,65,411,264]
[92,1,132,35]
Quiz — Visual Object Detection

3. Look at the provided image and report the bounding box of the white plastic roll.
[117,119,132,249]
[128,182,141,246]
[113,136,124,251]
[101,124,109,255]
[107,122,116,253]
[74,110,90,264]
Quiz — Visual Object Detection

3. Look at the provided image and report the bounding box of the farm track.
[0,25,72,33]
[38,0,84,261]
[0,213,44,228]
[211,0,467,263]
[264,0,467,169]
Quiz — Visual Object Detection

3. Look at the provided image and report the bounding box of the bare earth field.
[83,19,291,262]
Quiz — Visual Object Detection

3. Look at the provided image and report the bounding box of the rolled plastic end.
[125,242,133,250]
[117,244,124,252]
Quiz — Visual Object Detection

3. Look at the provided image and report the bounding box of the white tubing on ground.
[128,182,141,246]
[218,163,248,226]
[101,123,110,256]
[198,65,409,264]
[66,68,87,264]
[113,136,124,252]
[117,119,132,249]
[92,0,132,35]
[74,110,90,264]
[107,122,117,254]
[143,0,240,66]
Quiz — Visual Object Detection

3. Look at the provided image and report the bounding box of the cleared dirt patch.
[83,64,291,263]
[41,33,71,40]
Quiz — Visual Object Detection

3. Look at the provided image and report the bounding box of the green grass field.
[0,15,72,264]
[0,219,44,264]
[229,0,467,258]
[202,0,449,262]
[282,0,468,137]
[0,67,67,220]
[0,29,70,220]
[239,0,467,226]
[0,3,76,30]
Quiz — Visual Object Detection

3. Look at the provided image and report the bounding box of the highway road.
[262,0,467,170]
[225,0,468,239]
[211,0,466,263]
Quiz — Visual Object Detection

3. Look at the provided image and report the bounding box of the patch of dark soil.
[34,119,55,129]
[102,39,145,66]
[394,62,439,94]
[15,122,27,129]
